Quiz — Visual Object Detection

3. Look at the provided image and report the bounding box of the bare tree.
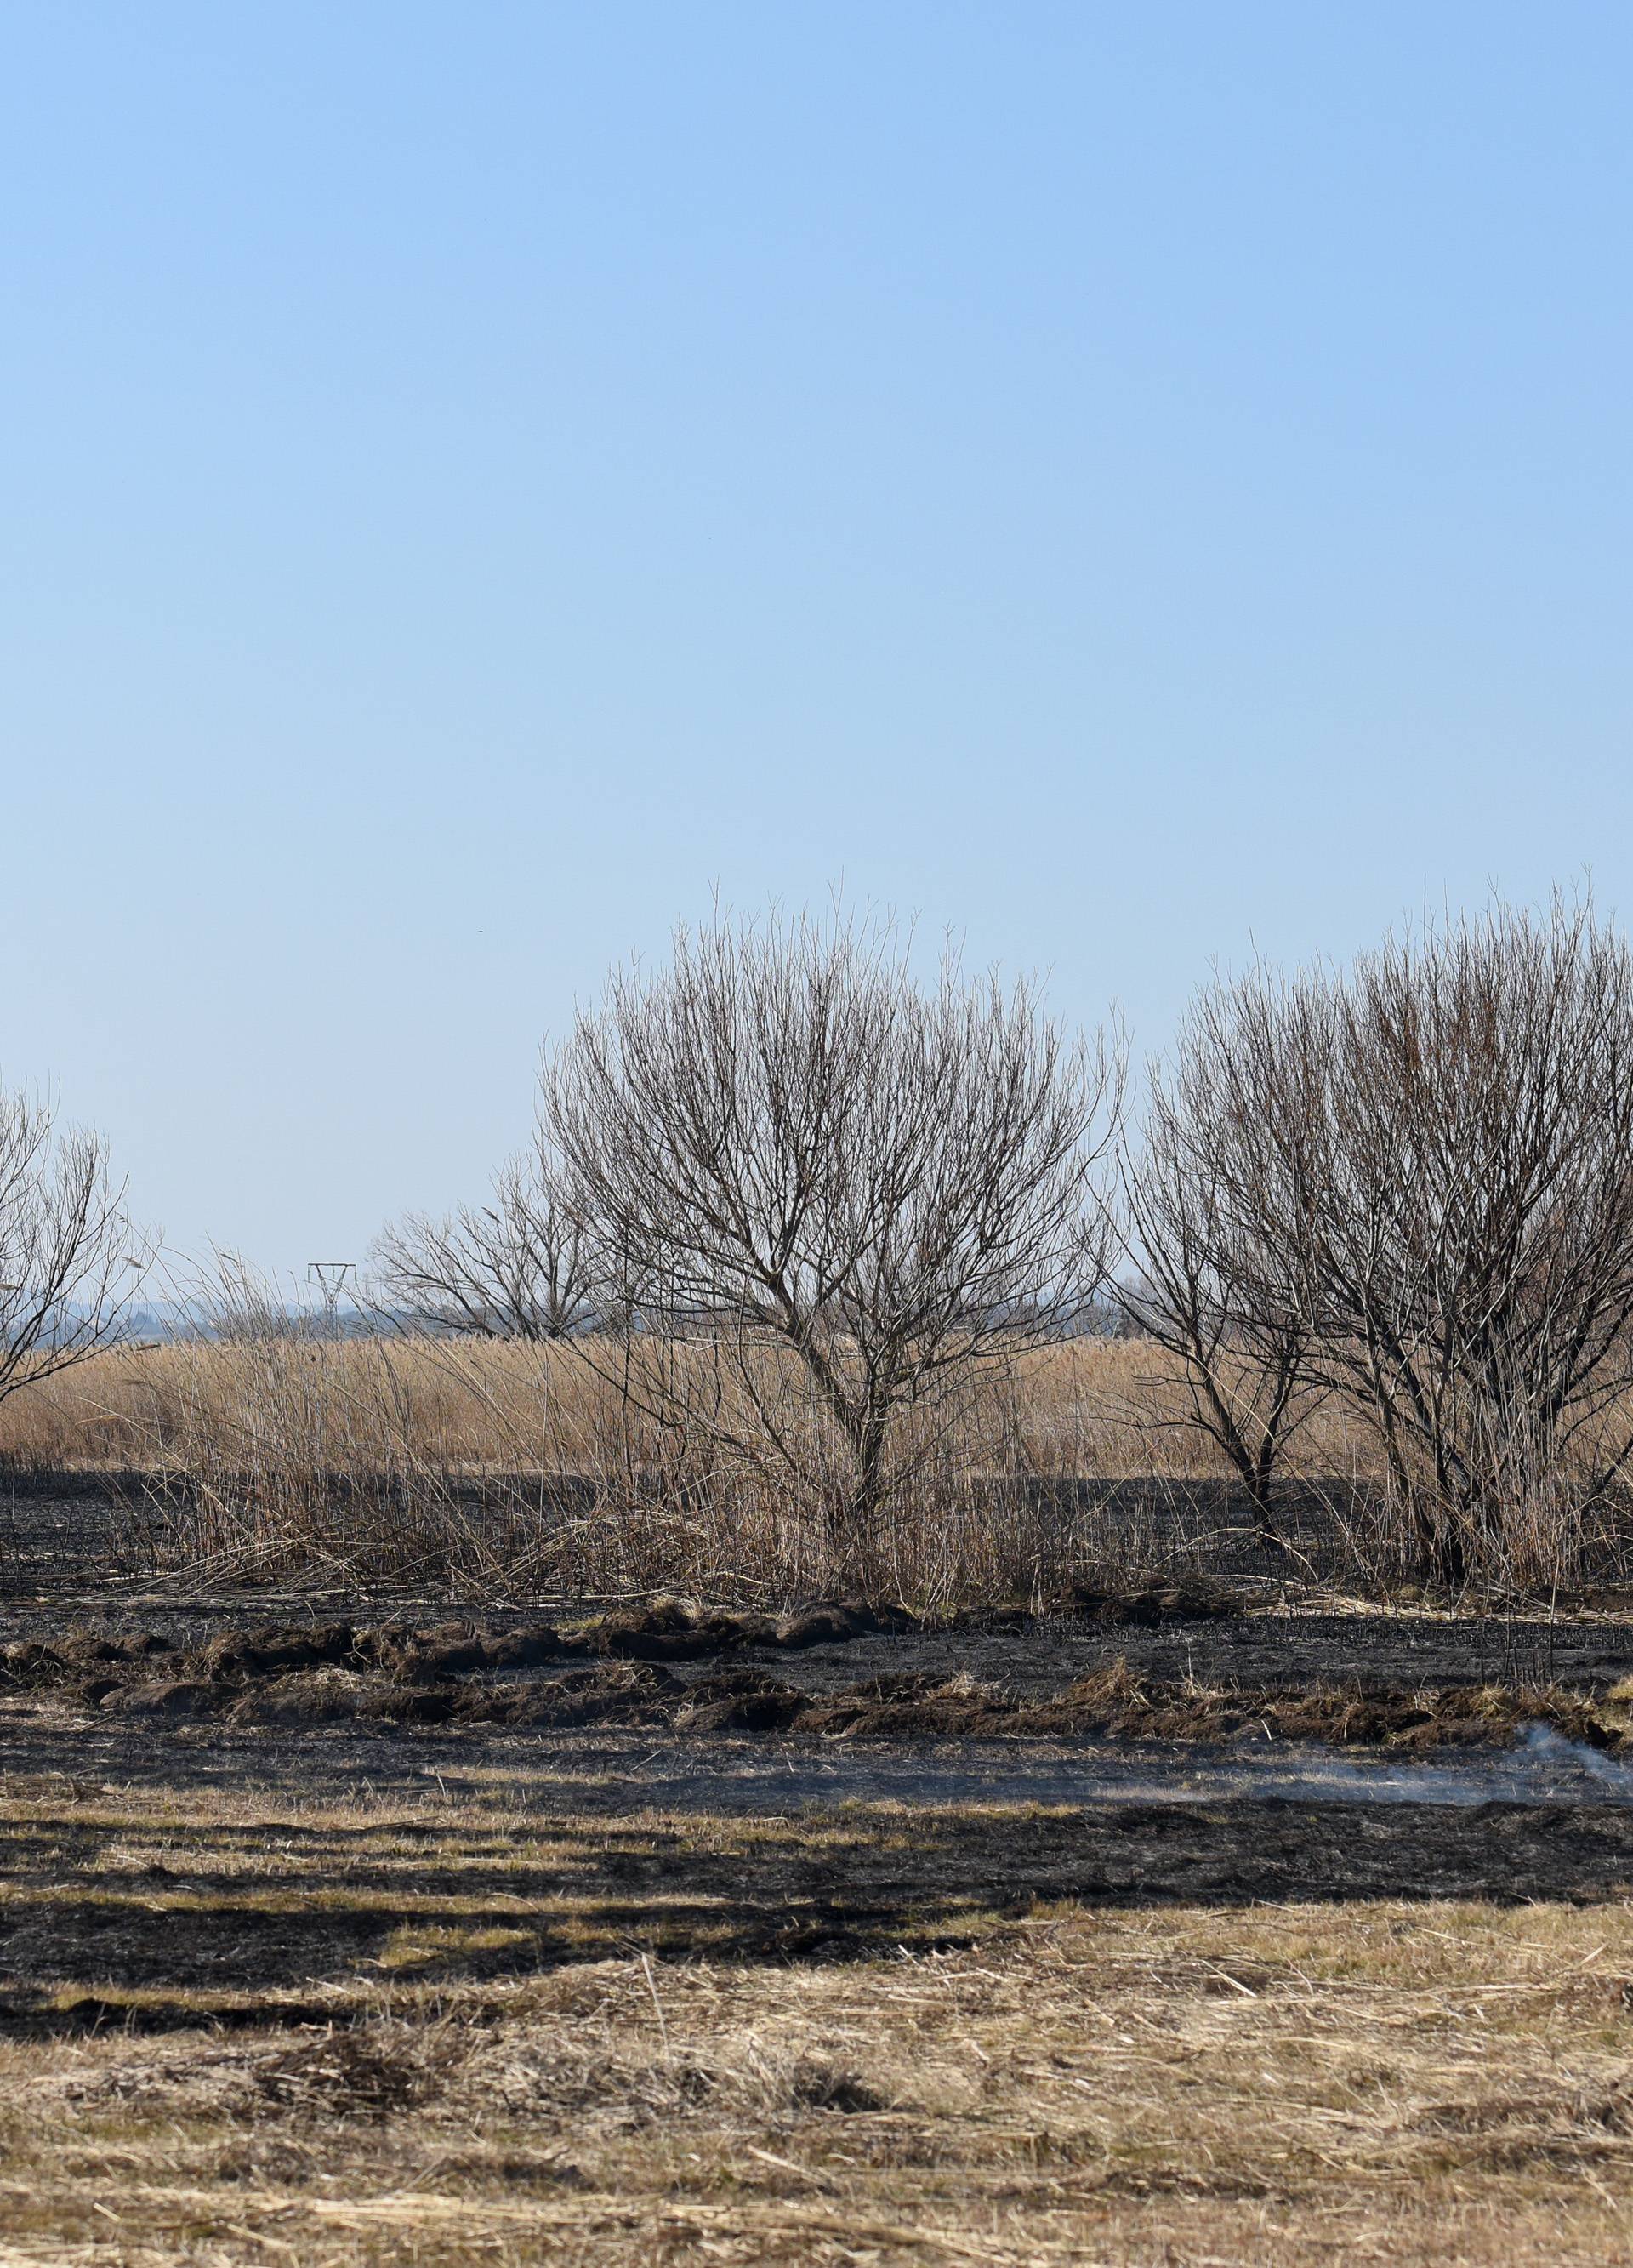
[372,1137,599,1340]
[543,909,1123,1541]
[1208,897,1633,1584]
[0,1084,151,1406]
[1118,987,1326,1536]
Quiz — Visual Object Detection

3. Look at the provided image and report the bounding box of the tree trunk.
[1246,1453,1283,1548]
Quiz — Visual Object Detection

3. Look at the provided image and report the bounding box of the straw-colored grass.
[0,1334,1383,1605]
[0,1334,1619,1601]
[3,1880,1631,2263]
[0,1333,1371,1479]
[3,1690,1631,2262]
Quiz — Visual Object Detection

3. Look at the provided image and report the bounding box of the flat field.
[4,1563,1633,2265]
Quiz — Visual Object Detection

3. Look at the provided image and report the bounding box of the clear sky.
[4,3,1630,1278]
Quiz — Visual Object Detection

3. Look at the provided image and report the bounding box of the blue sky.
[4,3,1630,1275]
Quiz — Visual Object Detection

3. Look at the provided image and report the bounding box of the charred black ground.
[7,1589,1633,1753]
[8,1473,1633,2049]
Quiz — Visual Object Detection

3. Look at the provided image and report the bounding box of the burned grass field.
[6,1569,1633,2263]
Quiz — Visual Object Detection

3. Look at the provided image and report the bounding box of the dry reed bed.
[0,1336,1369,1479]
[2,1336,1624,1604]
[0,1339,1261,1610]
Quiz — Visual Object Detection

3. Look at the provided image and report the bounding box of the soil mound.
[586,1599,777,1660]
[13,1601,1633,1758]
[105,1678,222,1718]
[1065,1579,1238,1627]
[772,1599,914,1648]
[198,1625,358,1678]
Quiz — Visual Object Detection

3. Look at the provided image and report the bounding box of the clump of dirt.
[782,2058,888,2112]
[227,1667,367,1724]
[773,1600,917,1648]
[248,2027,441,2120]
[481,1625,575,1669]
[364,1621,567,1680]
[224,1661,686,1729]
[104,1678,222,1718]
[797,1672,1016,1739]
[197,1623,358,1678]
[1061,1578,1240,1627]
[464,1663,686,1729]
[579,1595,912,1659]
[1,1630,175,1689]
[583,1598,771,1660]
[678,1667,812,1734]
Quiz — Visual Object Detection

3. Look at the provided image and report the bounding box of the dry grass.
[5,1898,1633,2264]
[2,1333,1624,1603]
[0,1335,1362,1482]
[3,1712,1633,2264]
[0,1336,1364,1605]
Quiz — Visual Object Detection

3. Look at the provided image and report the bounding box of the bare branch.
[0,1084,152,1405]
[371,1133,601,1341]
[544,908,1124,1541]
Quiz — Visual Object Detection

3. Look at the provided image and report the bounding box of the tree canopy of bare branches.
[543,909,1123,1540]
[0,1083,150,1406]
[372,1139,599,1340]
[1186,897,1633,1581]
[1118,985,1326,1534]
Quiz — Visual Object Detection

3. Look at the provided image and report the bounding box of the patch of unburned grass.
[378,1923,542,1972]
[4,1906,1633,2264]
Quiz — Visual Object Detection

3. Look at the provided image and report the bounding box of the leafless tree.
[1118,985,1327,1536]
[0,1084,151,1406]
[1208,897,1633,1583]
[543,909,1124,1542]
[372,1137,600,1340]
